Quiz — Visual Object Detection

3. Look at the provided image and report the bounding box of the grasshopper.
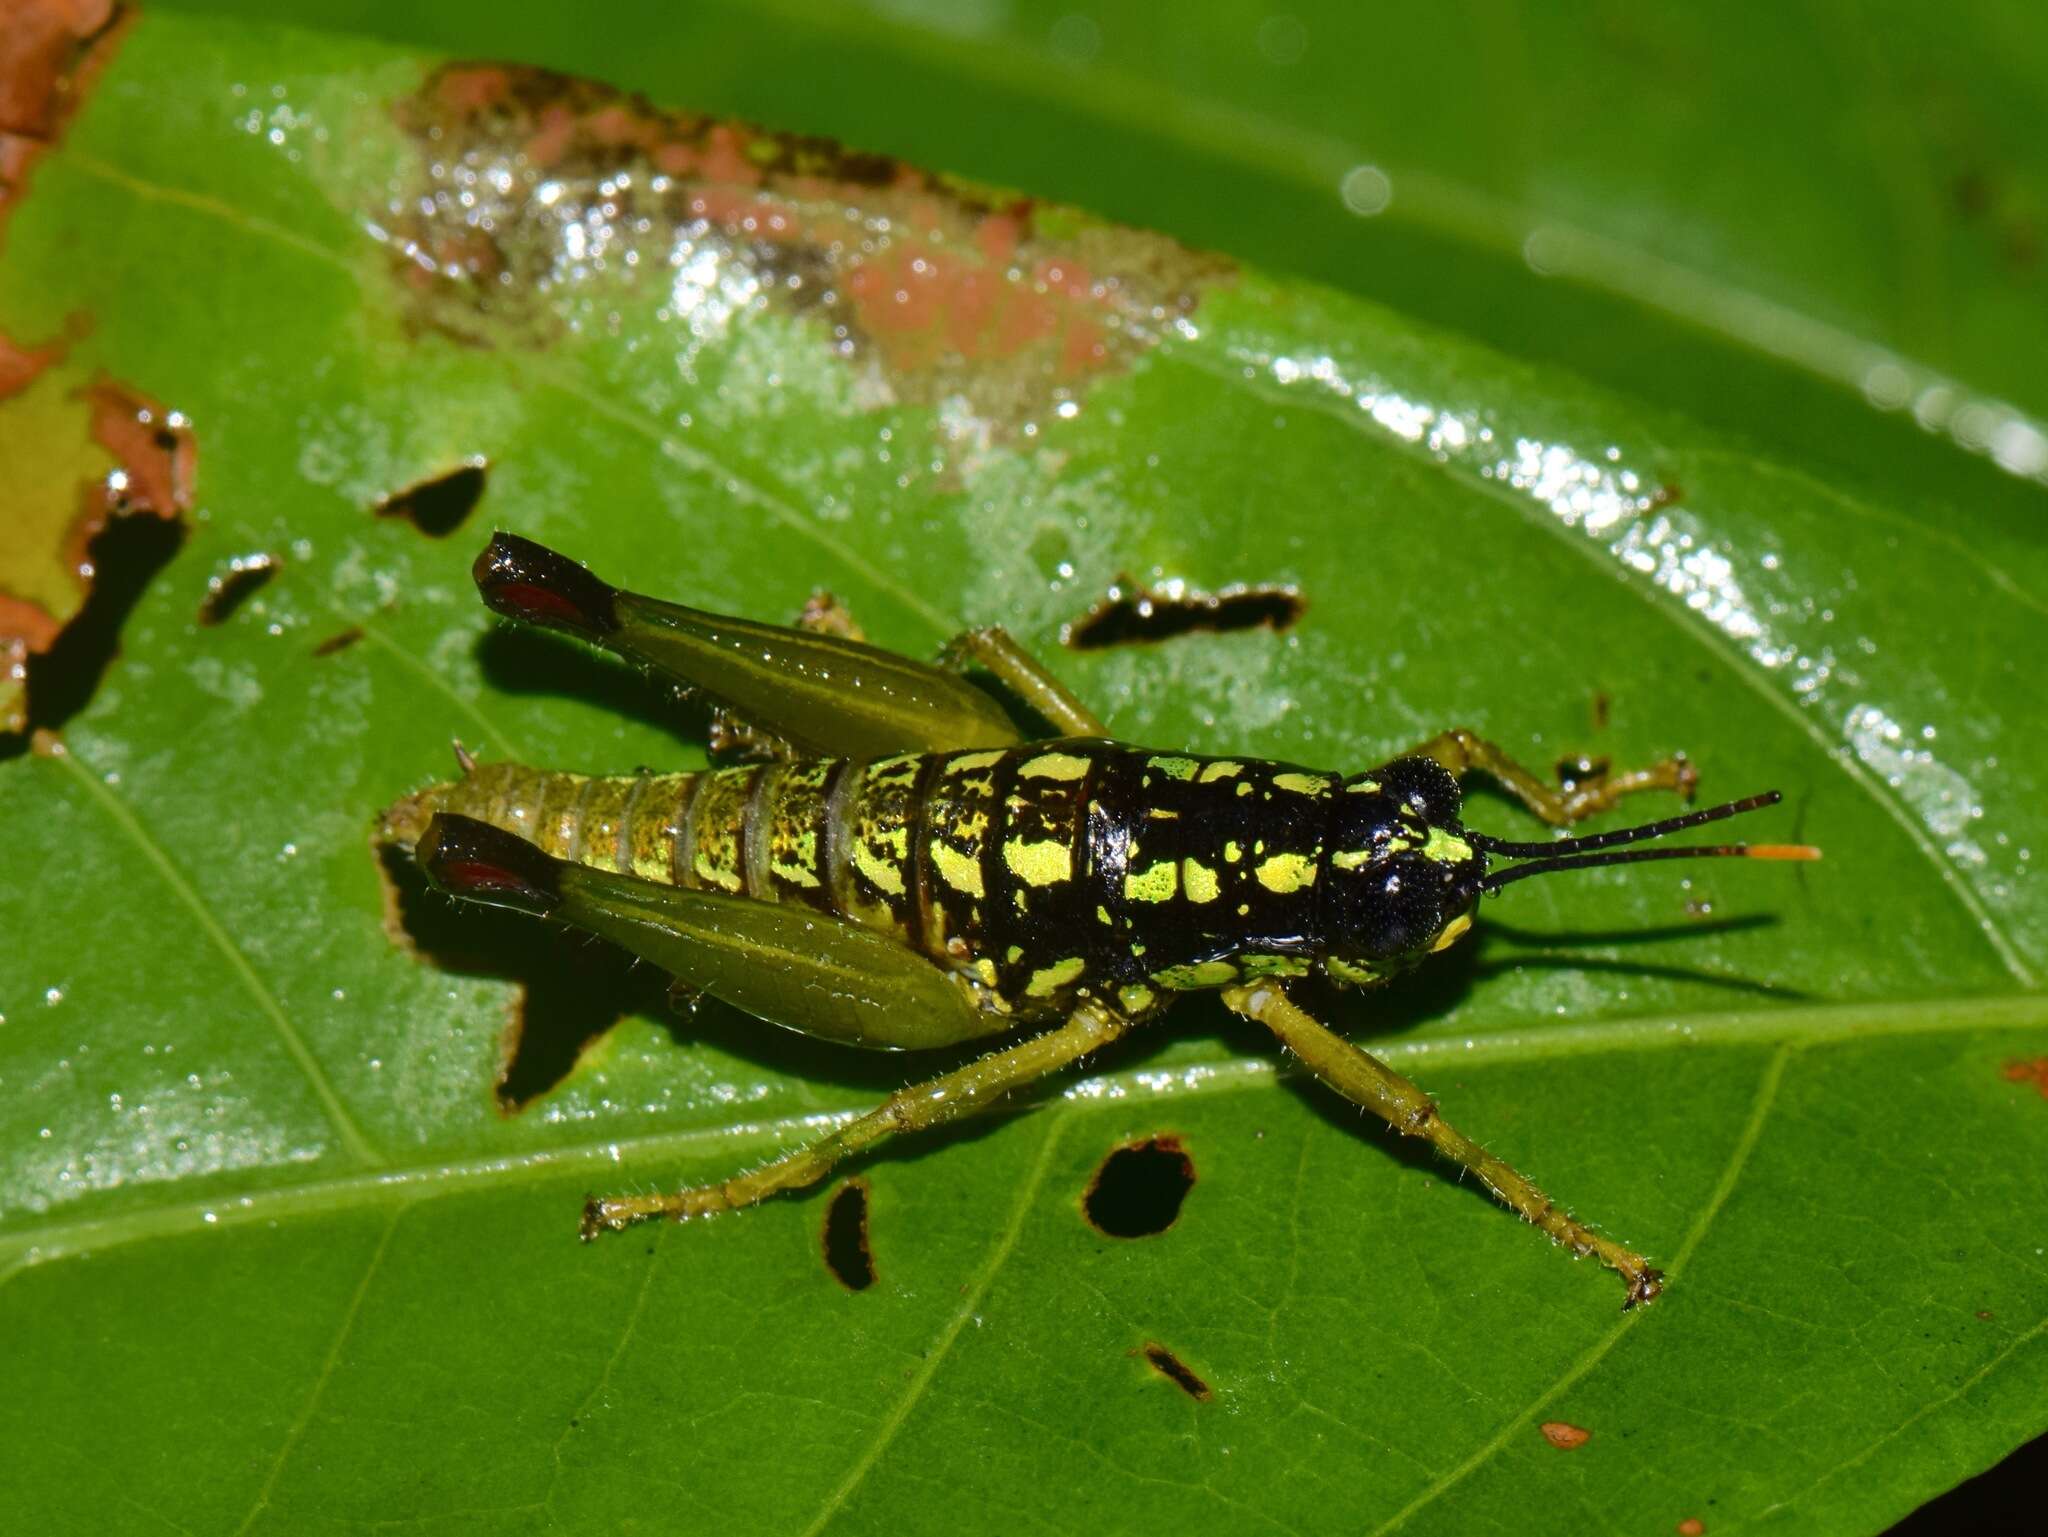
[383,534,1816,1306]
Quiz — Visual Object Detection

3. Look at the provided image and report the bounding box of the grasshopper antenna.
[1470,791,1820,894]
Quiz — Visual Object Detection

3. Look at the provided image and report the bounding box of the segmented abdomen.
[406,740,1338,1018]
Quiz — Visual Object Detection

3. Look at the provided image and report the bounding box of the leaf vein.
[233,1207,401,1535]
[796,1107,1069,1536]
[1365,1042,1794,1536]
[52,743,383,1167]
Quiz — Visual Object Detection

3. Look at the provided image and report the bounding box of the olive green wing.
[417,813,1009,1051]
[472,533,1025,757]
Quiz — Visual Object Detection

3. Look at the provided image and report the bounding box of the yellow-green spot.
[694,852,742,892]
[930,839,983,897]
[949,750,1005,772]
[1182,859,1220,904]
[1423,826,1474,864]
[771,843,823,888]
[1331,846,1374,871]
[852,842,906,896]
[1018,751,1090,781]
[1240,953,1312,978]
[1026,956,1086,997]
[1223,840,1243,863]
[1236,782,1253,797]
[1328,957,1390,986]
[1123,860,1178,903]
[1255,851,1317,893]
[1197,760,1243,782]
[1147,755,1198,781]
[1004,838,1072,886]
[1271,772,1329,795]
[1152,959,1238,989]
[1006,945,1024,963]
[1118,983,1157,1014]
[1348,779,1382,794]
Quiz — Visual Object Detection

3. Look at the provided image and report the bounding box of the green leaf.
[3,8,2044,1536]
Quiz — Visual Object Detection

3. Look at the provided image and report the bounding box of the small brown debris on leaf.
[1140,1342,1212,1402]
[311,625,364,657]
[1677,1520,1706,1536]
[2001,1057,2048,1100]
[197,553,280,626]
[1540,1420,1592,1450]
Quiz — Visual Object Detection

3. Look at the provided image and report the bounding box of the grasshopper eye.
[1375,756,1462,825]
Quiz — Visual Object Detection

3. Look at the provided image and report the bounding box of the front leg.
[941,626,1109,737]
[1404,726,1696,828]
[1224,982,1662,1307]
[582,998,1135,1237]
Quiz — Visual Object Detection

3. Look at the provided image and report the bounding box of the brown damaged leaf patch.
[2001,1056,2048,1100]
[0,342,195,734]
[384,64,1233,428]
[0,0,123,221]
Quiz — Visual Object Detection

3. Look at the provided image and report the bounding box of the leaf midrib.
[3,989,2037,1280]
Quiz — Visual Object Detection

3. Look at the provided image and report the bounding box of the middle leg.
[582,998,1135,1237]
[941,626,1109,738]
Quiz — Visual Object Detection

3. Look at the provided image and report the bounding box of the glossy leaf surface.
[2,9,2044,1535]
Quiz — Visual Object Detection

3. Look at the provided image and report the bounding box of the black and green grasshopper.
[383,533,1816,1307]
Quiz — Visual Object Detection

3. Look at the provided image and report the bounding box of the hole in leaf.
[1140,1342,1212,1402]
[1,367,195,748]
[374,459,488,537]
[196,552,279,626]
[1,512,186,757]
[1083,1135,1194,1238]
[312,625,364,657]
[822,1178,875,1292]
[1063,575,1303,650]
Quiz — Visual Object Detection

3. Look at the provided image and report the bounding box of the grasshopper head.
[1317,757,1489,985]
